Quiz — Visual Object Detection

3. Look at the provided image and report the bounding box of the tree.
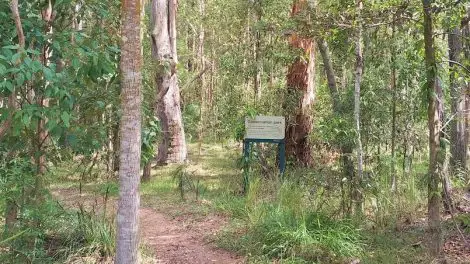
[285,0,316,166]
[449,16,467,172]
[353,0,364,215]
[422,0,442,257]
[3,0,24,236]
[390,15,398,192]
[115,0,143,262]
[151,0,188,165]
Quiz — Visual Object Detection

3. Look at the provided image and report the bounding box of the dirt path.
[140,208,243,264]
[52,188,243,264]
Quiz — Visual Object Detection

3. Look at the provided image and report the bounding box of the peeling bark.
[285,0,316,166]
[152,0,188,165]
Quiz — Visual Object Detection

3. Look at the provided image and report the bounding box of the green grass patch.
[216,179,364,263]
[361,229,430,264]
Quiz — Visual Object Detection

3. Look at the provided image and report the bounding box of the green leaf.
[101,61,115,74]
[26,49,40,55]
[61,112,70,127]
[52,41,61,51]
[21,113,30,127]
[71,57,80,70]
[54,0,64,7]
[0,64,6,75]
[11,52,21,63]
[96,101,105,108]
[16,72,25,86]
[2,45,19,50]
[31,61,42,73]
[43,67,53,80]
[24,71,32,81]
[4,81,13,92]
[46,119,57,131]
[24,57,32,67]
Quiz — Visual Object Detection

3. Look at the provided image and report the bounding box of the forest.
[1,0,470,263]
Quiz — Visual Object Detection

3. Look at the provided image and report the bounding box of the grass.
[135,143,435,263]
[214,179,364,263]
[0,197,115,264]
[43,142,439,263]
[362,229,431,264]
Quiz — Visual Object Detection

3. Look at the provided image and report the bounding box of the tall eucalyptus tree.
[151,0,188,165]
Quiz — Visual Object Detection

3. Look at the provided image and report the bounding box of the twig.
[438,59,470,74]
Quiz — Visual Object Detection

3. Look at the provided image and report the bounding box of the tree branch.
[439,59,470,74]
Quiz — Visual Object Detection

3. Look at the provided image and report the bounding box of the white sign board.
[245,116,285,140]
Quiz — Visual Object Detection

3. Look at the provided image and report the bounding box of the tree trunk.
[353,0,364,216]
[142,162,151,183]
[197,0,205,157]
[3,0,25,236]
[318,37,356,216]
[318,38,339,112]
[464,13,470,173]
[253,1,262,102]
[449,26,467,171]
[422,0,442,257]
[34,0,53,198]
[285,0,316,166]
[390,18,398,192]
[152,0,188,165]
[186,1,195,72]
[115,0,142,262]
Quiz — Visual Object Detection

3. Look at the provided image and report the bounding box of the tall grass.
[217,178,364,263]
[0,198,115,263]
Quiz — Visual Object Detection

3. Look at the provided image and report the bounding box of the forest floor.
[51,143,470,264]
[52,186,243,264]
[52,143,244,264]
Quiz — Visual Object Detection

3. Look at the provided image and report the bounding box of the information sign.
[245,116,285,140]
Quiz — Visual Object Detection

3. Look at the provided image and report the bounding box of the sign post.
[243,116,286,193]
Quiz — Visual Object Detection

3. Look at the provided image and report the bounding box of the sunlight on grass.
[47,142,437,264]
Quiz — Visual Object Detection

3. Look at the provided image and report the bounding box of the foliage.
[171,165,205,201]
[1,0,470,261]
[215,178,363,263]
[141,117,161,165]
[0,197,114,263]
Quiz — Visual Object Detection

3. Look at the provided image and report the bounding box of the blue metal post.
[243,140,251,194]
[278,139,286,177]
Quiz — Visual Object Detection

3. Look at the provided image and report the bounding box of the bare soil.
[140,207,243,264]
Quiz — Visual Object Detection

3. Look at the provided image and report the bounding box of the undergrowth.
[216,179,364,263]
[0,197,114,264]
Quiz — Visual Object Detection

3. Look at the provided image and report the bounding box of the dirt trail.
[52,188,242,264]
[140,208,243,264]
